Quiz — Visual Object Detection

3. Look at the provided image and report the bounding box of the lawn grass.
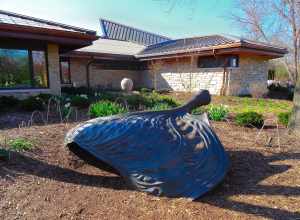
[166,92,293,116]
[212,96,293,115]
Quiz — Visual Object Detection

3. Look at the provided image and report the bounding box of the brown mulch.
[0,114,299,220]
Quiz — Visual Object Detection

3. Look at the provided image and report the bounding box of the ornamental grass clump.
[89,101,128,118]
[277,112,291,127]
[207,105,229,121]
[235,111,264,128]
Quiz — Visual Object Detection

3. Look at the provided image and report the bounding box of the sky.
[1,0,240,39]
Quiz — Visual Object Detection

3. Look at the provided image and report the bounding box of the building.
[0,10,288,98]
[0,10,98,98]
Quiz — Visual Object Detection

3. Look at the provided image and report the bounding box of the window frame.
[59,58,71,85]
[198,55,239,69]
[0,45,49,90]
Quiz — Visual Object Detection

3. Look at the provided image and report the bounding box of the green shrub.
[277,112,291,127]
[20,96,44,111]
[235,111,264,128]
[124,95,150,109]
[8,138,34,151]
[140,88,152,93]
[36,93,53,104]
[192,107,207,115]
[98,92,120,102]
[0,96,19,112]
[89,101,128,118]
[151,103,172,111]
[0,148,10,161]
[207,105,229,121]
[144,93,179,109]
[62,86,95,96]
[70,95,90,108]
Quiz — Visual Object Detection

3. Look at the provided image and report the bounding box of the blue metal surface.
[65,90,230,200]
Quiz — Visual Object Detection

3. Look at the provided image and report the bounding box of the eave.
[137,43,288,61]
[0,24,99,52]
[62,51,138,61]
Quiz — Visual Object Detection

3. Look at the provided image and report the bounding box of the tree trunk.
[290,78,300,135]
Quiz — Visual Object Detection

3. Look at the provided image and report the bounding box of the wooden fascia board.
[0,24,99,41]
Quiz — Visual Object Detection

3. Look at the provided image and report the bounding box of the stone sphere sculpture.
[65,90,230,200]
[120,78,133,91]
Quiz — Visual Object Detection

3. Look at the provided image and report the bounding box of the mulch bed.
[0,112,299,219]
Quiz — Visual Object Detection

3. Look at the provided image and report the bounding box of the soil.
[0,111,299,220]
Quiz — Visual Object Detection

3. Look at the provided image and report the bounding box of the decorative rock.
[121,78,133,91]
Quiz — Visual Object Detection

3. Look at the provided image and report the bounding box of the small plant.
[70,95,90,108]
[89,101,128,118]
[151,103,172,111]
[207,105,229,121]
[235,111,264,128]
[277,112,291,127]
[8,138,34,151]
[36,93,53,104]
[20,96,44,111]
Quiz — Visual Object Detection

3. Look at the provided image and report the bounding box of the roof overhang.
[62,51,137,61]
[136,42,288,61]
[0,23,99,53]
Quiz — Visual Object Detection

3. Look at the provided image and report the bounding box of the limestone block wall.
[141,57,224,95]
[141,55,269,96]
[69,57,89,87]
[47,43,61,95]
[228,55,269,96]
[69,58,141,90]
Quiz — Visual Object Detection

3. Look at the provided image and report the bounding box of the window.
[0,48,48,89]
[198,55,239,68]
[60,59,71,84]
[93,60,146,70]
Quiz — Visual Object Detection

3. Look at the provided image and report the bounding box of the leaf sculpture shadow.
[197,150,300,220]
[1,150,299,220]
[0,151,130,191]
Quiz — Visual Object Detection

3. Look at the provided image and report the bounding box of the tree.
[229,0,300,135]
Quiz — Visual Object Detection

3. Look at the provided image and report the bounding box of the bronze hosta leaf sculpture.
[65,90,230,200]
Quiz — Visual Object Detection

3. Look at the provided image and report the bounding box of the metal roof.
[0,10,97,35]
[100,18,171,46]
[136,35,288,58]
[76,38,145,56]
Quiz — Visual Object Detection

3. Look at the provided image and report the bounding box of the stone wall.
[228,55,269,96]
[141,55,269,96]
[141,57,225,95]
[69,58,141,90]
[47,44,61,95]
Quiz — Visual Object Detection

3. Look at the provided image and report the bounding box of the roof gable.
[100,18,171,46]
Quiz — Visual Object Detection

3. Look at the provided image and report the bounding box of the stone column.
[47,43,61,95]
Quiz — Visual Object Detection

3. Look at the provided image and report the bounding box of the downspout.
[86,56,95,88]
